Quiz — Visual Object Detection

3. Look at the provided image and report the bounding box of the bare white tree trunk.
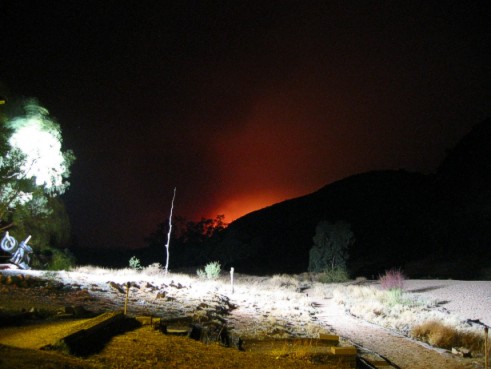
[164,187,176,275]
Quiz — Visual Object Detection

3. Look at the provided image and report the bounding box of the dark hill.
[436,117,491,206]
[213,170,432,276]
[211,118,491,278]
[432,118,491,259]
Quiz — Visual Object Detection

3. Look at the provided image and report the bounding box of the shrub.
[271,274,299,289]
[308,220,354,273]
[379,268,405,290]
[197,261,221,280]
[411,320,483,353]
[129,256,143,270]
[144,262,163,275]
[30,247,75,270]
[318,266,350,283]
[47,248,75,271]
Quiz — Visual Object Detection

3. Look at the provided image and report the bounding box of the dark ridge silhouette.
[209,118,491,279]
[432,117,491,261]
[212,169,432,276]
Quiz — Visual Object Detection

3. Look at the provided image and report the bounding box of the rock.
[28,307,36,312]
[108,281,125,293]
[170,281,184,289]
[136,316,155,325]
[145,282,155,290]
[189,324,203,340]
[60,305,90,317]
[154,320,168,333]
[451,347,471,357]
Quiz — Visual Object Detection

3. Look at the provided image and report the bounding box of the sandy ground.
[405,280,491,327]
[1,268,490,368]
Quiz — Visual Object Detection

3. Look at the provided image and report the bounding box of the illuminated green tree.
[0,99,75,239]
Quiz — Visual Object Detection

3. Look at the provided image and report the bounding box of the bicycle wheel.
[1,233,17,252]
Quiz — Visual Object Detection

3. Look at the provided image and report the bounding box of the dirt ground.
[0,327,323,369]
[0,268,489,368]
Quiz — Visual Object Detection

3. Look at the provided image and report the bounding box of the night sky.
[1,1,490,250]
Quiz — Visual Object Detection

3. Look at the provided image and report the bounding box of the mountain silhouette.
[211,118,491,279]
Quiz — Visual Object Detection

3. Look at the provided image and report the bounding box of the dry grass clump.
[411,320,484,353]
[144,262,166,276]
[270,274,300,290]
[312,268,350,283]
[333,285,442,334]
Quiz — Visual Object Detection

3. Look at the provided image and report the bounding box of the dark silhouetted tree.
[308,220,354,273]
[145,214,228,268]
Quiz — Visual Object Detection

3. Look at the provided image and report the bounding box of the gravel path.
[317,298,479,369]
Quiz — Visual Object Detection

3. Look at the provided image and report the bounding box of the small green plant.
[197,261,221,280]
[386,287,405,306]
[129,256,143,270]
[318,266,350,283]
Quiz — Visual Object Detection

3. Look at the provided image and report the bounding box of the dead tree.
[164,187,176,275]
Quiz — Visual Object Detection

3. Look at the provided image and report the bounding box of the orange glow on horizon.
[210,193,289,222]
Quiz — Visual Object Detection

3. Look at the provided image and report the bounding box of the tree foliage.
[0,98,74,267]
[308,220,354,273]
[144,214,228,267]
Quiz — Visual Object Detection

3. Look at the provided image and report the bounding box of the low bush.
[47,248,75,271]
[379,268,405,290]
[30,248,75,270]
[129,256,143,271]
[411,320,483,353]
[318,267,350,283]
[197,261,221,280]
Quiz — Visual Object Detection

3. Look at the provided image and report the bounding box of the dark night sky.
[1,1,490,250]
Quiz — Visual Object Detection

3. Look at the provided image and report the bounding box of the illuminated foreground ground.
[0,267,489,368]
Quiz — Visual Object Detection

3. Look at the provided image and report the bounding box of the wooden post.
[230,267,235,294]
[485,326,489,369]
[124,282,130,315]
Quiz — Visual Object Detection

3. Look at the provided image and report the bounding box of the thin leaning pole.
[164,187,176,275]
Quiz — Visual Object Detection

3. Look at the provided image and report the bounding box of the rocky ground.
[0,266,490,368]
